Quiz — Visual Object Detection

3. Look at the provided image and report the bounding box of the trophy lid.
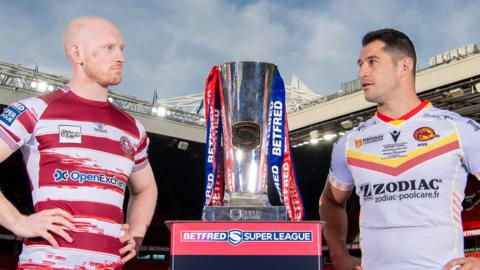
[218,61,277,71]
[219,60,276,65]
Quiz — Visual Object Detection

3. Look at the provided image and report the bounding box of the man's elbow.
[319,192,346,213]
[131,179,158,199]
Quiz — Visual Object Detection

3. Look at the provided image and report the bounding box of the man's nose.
[116,48,124,63]
[357,65,367,79]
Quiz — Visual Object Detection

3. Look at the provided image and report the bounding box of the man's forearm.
[319,198,350,260]
[126,185,157,240]
[0,190,23,232]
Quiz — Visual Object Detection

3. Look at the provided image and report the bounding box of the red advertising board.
[169,221,323,270]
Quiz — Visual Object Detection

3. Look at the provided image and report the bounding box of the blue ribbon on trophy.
[267,71,304,221]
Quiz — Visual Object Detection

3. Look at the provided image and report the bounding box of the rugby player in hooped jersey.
[319,28,480,270]
[0,16,157,268]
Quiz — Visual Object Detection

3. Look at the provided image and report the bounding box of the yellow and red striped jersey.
[328,100,480,270]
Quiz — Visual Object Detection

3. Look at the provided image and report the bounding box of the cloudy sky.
[0,0,479,101]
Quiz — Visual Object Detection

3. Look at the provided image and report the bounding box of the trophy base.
[203,206,287,221]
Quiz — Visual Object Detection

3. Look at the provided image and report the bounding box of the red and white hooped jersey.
[328,100,480,270]
[0,86,149,269]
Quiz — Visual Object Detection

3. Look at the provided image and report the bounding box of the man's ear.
[398,56,414,77]
[68,45,83,65]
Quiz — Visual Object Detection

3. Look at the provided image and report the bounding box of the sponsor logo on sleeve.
[424,113,454,120]
[357,120,378,131]
[0,103,27,126]
[467,120,480,132]
[59,125,82,143]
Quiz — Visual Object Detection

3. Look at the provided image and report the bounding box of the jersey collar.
[375,100,431,126]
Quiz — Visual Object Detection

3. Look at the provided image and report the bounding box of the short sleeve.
[0,101,38,151]
[328,134,354,191]
[132,120,150,172]
[456,117,480,175]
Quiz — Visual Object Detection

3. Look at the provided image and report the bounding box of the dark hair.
[362,28,417,75]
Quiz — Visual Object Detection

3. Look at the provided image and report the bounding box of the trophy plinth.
[203,206,287,221]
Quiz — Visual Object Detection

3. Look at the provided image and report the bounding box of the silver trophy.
[203,61,287,221]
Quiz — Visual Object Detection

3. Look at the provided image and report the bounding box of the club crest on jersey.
[413,127,438,141]
[120,136,134,157]
[59,125,82,144]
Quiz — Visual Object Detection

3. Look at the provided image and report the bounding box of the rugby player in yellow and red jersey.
[320,28,480,270]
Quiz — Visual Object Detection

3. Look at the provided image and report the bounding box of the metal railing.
[0,61,207,127]
[2,44,479,127]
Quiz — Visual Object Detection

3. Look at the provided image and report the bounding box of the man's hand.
[119,224,137,264]
[443,257,480,270]
[11,208,76,248]
[332,253,363,270]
